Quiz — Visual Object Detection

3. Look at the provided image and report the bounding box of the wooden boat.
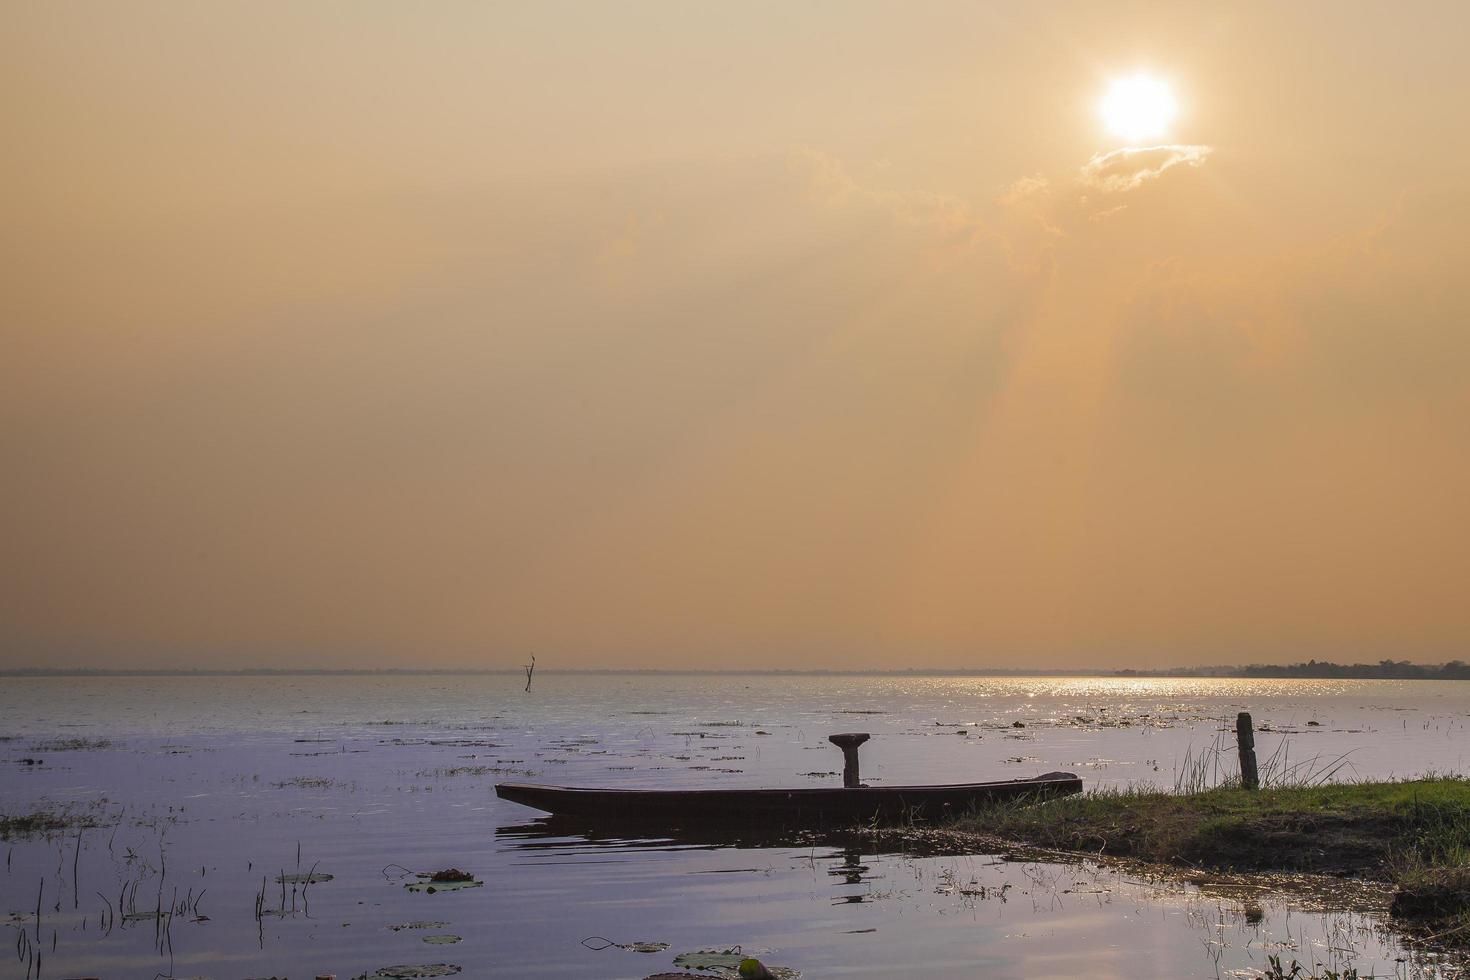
[494,770,1081,825]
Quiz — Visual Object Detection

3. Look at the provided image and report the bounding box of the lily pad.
[389,920,449,932]
[670,950,799,979]
[422,935,462,945]
[360,964,461,979]
[427,868,474,882]
[672,949,746,971]
[277,871,334,884]
[582,936,671,953]
[405,879,483,893]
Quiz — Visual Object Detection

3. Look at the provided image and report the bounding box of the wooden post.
[1236,712,1259,790]
[828,733,870,788]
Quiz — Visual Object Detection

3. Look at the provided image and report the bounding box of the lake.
[2,674,1468,979]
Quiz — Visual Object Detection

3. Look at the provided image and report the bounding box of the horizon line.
[1,661,1466,679]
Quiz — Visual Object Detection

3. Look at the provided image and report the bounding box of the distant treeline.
[1116,660,1470,680]
[1236,659,1470,679]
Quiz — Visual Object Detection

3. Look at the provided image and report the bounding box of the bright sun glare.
[1100,74,1178,144]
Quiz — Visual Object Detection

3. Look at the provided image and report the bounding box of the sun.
[1100,74,1178,144]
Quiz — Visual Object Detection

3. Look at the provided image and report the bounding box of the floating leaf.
[361,964,461,979]
[277,871,334,884]
[422,935,462,945]
[389,920,449,932]
[405,879,483,893]
[672,949,746,971]
[426,868,474,882]
[669,951,799,979]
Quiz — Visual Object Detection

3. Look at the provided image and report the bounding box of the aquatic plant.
[667,948,800,978]
[27,736,113,752]
[356,964,462,979]
[582,936,670,953]
[275,870,334,884]
[387,920,450,932]
[1261,954,1368,979]
[0,808,101,839]
[271,775,340,789]
[404,879,483,893]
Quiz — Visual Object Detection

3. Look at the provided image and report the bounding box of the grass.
[946,777,1470,941]
[954,779,1470,873]
[1171,730,1358,794]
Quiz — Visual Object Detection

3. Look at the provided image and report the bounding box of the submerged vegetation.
[28,736,113,752]
[0,805,105,839]
[946,777,1470,942]
[0,811,80,838]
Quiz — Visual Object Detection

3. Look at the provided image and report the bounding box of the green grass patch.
[948,778,1470,939]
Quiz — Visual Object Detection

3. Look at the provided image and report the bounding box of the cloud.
[792,147,981,238]
[997,174,1050,207]
[1088,203,1129,222]
[1078,144,1212,193]
[990,145,1215,248]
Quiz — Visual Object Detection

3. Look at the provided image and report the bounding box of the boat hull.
[495,772,1081,825]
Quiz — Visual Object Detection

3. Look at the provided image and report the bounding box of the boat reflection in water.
[494,816,908,910]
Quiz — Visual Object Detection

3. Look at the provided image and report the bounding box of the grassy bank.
[949,778,1470,940]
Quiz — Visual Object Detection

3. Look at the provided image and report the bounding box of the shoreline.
[872,778,1470,947]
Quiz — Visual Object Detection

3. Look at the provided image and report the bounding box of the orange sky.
[3,2,1467,670]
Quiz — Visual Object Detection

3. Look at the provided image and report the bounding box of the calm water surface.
[2,674,1468,979]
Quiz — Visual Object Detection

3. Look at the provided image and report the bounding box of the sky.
[3,2,1468,671]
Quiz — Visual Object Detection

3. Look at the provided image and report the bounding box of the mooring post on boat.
[1236,712,1259,790]
[828,732,870,788]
